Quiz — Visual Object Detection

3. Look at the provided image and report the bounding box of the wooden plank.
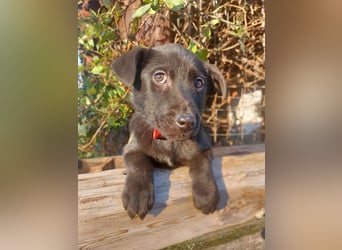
[162,217,265,250]
[78,147,265,249]
[78,156,125,173]
[212,143,265,156]
[78,144,265,174]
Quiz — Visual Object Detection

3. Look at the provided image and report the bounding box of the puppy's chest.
[149,140,200,167]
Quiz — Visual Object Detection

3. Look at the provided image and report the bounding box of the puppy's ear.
[203,62,227,98]
[112,47,148,90]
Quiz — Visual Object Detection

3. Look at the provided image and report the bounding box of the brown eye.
[194,77,204,89]
[153,71,167,84]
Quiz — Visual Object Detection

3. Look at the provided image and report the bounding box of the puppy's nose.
[176,114,196,129]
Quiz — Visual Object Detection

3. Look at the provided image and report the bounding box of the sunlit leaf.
[196,49,208,60]
[78,65,85,72]
[148,8,157,15]
[203,27,211,39]
[132,4,151,19]
[88,39,94,48]
[91,65,105,75]
[164,0,184,11]
[210,19,219,26]
[85,96,91,105]
[78,124,89,137]
[188,41,197,54]
[87,86,96,95]
[114,85,125,96]
[79,38,85,46]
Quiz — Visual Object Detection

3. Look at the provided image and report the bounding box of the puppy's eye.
[153,71,167,84]
[194,77,205,89]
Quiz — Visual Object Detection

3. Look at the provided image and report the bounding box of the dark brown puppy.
[112,44,226,219]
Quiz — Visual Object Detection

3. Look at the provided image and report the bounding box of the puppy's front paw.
[122,176,154,219]
[192,181,219,214]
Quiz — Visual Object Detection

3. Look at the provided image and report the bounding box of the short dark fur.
[112,44,227,219]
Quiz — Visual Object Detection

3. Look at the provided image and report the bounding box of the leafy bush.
[78,0,265,158]
[78,1,133,158]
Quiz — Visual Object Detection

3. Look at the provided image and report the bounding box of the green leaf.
[237,28,249,38]
[91,65,105,75]
[86,86,97,95]
[132,4,151,19]
[148,8,157,15]
[102,0,112,7]
[196,49,208,60]
[92,56,99,63]
[164,0,184,11]
[188,41,197,54]
[114,85,125,96]
[107,117,117,127]
[99,106,109,113]
[78,124,89,137]
[85,152,93,158]
[85,96,91,105]
[203,27,211,39]
[79,38,85,46]
[78,64,85,72]
[210,19,220,26]
[88,39,94,48]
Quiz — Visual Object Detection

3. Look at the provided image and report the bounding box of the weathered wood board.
[78,144,265,174]
[78,145,265,249]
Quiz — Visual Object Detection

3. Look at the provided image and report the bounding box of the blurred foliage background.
[78,0,265,159]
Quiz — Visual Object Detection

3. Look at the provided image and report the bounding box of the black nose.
[176,114,196,129]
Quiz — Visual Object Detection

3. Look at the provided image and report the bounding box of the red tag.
[153,128,162,139]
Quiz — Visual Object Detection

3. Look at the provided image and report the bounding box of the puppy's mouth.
[153,128,166,140]
[153,114,200,141]
[152,128,195,141]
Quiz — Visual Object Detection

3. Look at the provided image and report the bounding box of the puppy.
[112,44,226,219]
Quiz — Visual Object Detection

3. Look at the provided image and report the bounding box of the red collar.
[153,128,166,140]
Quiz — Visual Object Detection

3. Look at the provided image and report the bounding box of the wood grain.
[78,146,265,249]
[78,144,265,173]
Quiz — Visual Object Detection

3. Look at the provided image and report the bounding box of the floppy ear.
[203,61,227,98]
[112,47,148,90]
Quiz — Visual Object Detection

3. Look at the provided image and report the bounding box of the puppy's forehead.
[147,44,204,73]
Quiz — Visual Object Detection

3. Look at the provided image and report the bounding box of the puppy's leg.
[189,150,219,214]
[122,151,154,219]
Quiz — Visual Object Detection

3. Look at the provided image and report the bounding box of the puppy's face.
[112,44,226,141]
[137,46,207,140]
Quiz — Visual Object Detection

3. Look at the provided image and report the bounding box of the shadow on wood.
[213,157,230,211]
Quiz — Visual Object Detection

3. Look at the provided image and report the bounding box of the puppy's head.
[112,44,226,141]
